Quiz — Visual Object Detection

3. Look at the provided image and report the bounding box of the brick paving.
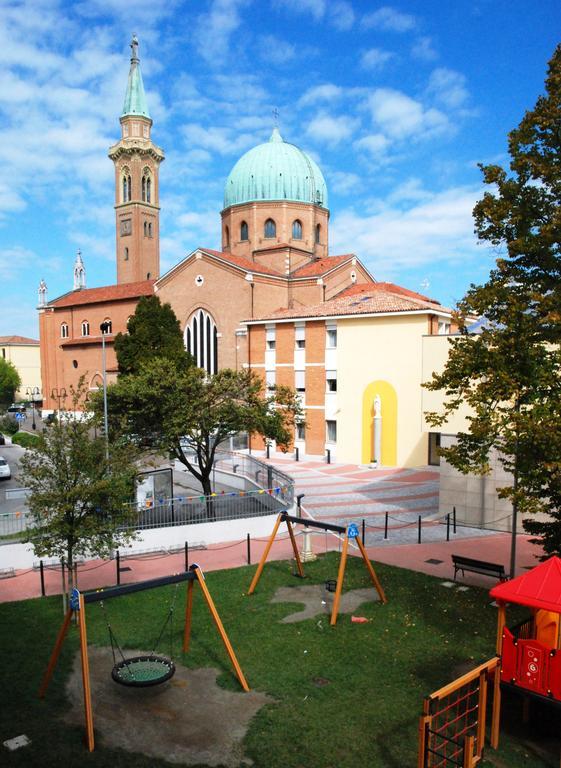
[0,457,544,603]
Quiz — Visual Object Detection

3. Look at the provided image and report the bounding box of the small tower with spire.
[37,279,47,307]
[73,249,86,290]
[108,35,165,285]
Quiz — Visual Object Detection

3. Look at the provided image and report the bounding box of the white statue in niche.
[373,394,382,466]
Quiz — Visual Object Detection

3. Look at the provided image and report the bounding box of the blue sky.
[1,0,559,338]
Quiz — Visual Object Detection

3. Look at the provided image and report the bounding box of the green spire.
[121,35,150,119]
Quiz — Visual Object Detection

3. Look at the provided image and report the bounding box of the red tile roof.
[337,281,441,305]
[60,335,116,347]
[246,284,451,322]
[48,281,154,309]
[0,335,39,345]
[201,249,282,277]
[291,254,354,278]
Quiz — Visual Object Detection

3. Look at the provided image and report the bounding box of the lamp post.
[51,387,67,419]
[25,386,40,430]
[100,321,111,460]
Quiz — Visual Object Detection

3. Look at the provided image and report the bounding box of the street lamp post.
[51,387,67,419]
[25,386,40,430]
[100,321,111,460]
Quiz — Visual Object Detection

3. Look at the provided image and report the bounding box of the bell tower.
[109,36,165,284]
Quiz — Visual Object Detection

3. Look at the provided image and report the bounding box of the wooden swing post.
[330,535,349,625]
[77,591,95,752]
[182,578,194,652]
[248,513,283,594]
[39,607,73,699]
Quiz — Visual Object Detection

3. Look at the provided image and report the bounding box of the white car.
[0,457,11,480]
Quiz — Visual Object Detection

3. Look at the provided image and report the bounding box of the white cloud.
[194,0,250,65]
[299,83,344,106]
[258,35,296,66]
[354,133,390,159]
[360,47,395,71]
[326,170,363,196]
[329,1,355,31]
[306,113,358,145]
[330,186,481,272]
[367,88,449,140]
[411,36,438,62]
[182,123,257,155]
[427,68,470,109]
[361,6,416,32]
[274,0,325,20]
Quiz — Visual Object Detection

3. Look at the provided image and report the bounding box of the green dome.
[223,128,328,210]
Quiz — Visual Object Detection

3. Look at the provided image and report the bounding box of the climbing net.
[419,658,499,768]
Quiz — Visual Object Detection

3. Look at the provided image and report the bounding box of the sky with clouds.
[1,0,559,337]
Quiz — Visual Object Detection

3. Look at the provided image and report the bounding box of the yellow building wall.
[337,315,429,467]
[1,344,42,401]
[421,335,472,434]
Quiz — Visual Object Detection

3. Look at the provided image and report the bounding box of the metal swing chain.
[150,583,180,658]
[99,600,132,672]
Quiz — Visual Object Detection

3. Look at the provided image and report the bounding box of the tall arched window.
[184,309,218,375]
[148,222,153,237]
[292,219,303,239]
[142,170,152,203]
[315,223,321,244]
[264,218,276,238]
[124,247,129,261]
[122,170,132,203]
[101,319,112,335]
[81,320,90,337]
[60,322,69,339]
[240,221,248,241]
[225,226,230,247]
[144,221,147,236]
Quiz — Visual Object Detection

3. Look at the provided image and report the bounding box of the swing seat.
[111,655,175,687]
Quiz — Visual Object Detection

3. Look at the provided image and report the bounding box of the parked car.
[7,404,26,413]
[0,456,11,480]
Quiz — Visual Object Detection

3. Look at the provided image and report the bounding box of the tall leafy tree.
[21,384,139,588]
[114,295,191,375]
[101,359,302,513]
[424,45,561,571]
[0,358,21,407]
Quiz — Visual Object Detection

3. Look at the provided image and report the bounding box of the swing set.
[248,512,387,625]
[39,564,249,752]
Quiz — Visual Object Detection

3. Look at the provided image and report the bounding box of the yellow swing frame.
[248,512,387,625]
[39,565,249,752]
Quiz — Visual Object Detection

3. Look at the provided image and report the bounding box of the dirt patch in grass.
[271,584,381,623]
[63,647,272,766]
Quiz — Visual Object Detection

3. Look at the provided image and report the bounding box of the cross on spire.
[272,107,279,128]
[130,34,139,62]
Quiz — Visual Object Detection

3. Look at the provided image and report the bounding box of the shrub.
[0,415,18,436]
[12,431,41,448]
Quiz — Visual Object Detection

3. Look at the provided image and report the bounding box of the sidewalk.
[0,457,543,602]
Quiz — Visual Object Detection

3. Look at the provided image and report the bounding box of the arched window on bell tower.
[184,309,218,375]
[122,168,132,203]
[142,168,152,203]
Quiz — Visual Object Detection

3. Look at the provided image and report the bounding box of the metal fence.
[0,451,294,540]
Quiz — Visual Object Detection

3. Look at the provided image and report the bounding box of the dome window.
[240,221,248,241]
[315,224,321,244]
[292,220,303,240]
[225,226,230,247]
[264,219,276,239]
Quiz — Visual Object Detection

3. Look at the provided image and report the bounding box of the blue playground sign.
[70,588,81,610]
[347,523,359,539]
[14,412,25,421]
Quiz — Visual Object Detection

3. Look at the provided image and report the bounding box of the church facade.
[38,37,454,466]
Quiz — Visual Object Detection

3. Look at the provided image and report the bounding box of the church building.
[38,36,454,466]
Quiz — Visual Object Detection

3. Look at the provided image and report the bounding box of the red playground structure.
[491,556,561,703]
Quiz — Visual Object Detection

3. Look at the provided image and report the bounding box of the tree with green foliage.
[424,45,561,571]
[0,358,21,407]
[99,359,302,513]
[114,295,191,375]
[21,384,139,588]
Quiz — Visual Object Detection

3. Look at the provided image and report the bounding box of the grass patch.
[11,431,41,448]
[0,554,558,767]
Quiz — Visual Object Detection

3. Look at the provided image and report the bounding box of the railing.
[0,452,295,539]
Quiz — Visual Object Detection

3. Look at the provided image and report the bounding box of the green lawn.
[0,554,558,767]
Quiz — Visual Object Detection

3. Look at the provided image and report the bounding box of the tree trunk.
[201,473,215,521]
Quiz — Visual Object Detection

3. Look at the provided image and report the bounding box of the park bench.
[452,554,507,582]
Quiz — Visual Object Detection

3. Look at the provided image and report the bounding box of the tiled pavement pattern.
[263,457,496,547]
